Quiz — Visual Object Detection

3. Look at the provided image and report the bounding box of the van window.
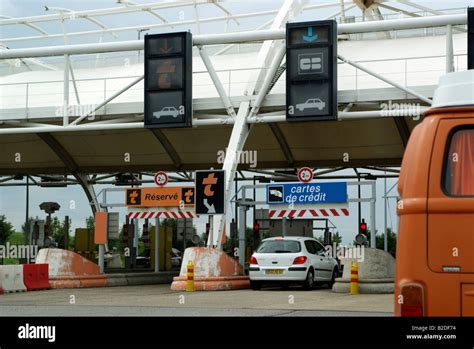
[444,128,474,196]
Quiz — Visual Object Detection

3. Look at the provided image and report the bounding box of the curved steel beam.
[149,129,183,169]
[36,132,99,213]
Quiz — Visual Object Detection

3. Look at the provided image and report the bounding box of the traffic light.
[253,223,260,235]
[144,32,193,128]
[355,219,368,246]
[359,219,368,235]
[286,20,337,121]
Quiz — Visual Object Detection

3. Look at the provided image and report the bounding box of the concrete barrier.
[33,249,177,289]
[171,247,250,291]
[23,264,51,291]
[332,248,395,294]
[0,265,27,293]
[35,248,107,289]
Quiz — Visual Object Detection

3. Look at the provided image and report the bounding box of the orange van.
[395,70,474,316]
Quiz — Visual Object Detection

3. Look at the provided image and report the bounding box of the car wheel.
[302,269,314,290]
[250,280,261,290]
[328,268,338,288]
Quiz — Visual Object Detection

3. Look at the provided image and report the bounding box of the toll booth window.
[444,128,474,196]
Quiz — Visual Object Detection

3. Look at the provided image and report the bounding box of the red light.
[360,223,367,230]
[253,223,260,233]
[250,256,258,265]
[292,256,307,265]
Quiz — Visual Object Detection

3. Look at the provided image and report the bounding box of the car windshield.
[256,240,301,253]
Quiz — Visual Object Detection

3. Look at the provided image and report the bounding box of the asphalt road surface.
[0,284,393,317]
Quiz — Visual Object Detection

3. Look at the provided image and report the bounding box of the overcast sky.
[0,0,470,245]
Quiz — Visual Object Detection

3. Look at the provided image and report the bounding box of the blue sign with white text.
[266,182,347,205]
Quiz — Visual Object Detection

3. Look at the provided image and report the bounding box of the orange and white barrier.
[127,207,197,220]
[269,207,349,219]
[0,265,27,293]
[35,248,107,289]
[171,247,249,291]
[23,264,51,291]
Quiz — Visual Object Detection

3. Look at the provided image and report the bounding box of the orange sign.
[126,187,194,207]
[94,212,107,244]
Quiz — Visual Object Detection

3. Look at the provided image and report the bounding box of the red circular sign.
[297,167,313,183]
[154,171,168,186]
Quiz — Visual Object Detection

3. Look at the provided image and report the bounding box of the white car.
[296,98,326,111]
[249,236,338,290]
[153,106,179,119]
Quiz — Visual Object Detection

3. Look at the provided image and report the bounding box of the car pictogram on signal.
[296,98,326,111]
[153,106,180,119]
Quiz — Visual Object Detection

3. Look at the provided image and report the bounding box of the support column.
[446,24,454,73]
[238,205,247,268]
[155,217,160,272]
[384,174,388,252]
[76,173,105,272]
[63,54,69,126]
[210,101,250,247]
[370,181,377,248]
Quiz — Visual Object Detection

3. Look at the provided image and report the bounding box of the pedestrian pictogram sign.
[126,187,194,207]
[144,32,192,128]
[195,170,225,214]
[286,20,337,122]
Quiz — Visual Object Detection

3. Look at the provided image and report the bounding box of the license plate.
[266,269,284,275]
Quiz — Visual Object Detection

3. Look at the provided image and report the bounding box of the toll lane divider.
[48,275,108,289]
[0,266,178,294]
[23,264,51,291]
[0,265,27,293]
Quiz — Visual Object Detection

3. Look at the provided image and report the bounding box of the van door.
[427,120,474,273]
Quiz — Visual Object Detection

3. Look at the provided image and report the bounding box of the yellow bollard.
[350,261,359,295]
[186,261,195,292]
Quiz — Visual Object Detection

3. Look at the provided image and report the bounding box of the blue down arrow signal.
[302,27,318,42]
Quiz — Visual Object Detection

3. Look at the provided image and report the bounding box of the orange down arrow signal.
[159,38,172,54]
